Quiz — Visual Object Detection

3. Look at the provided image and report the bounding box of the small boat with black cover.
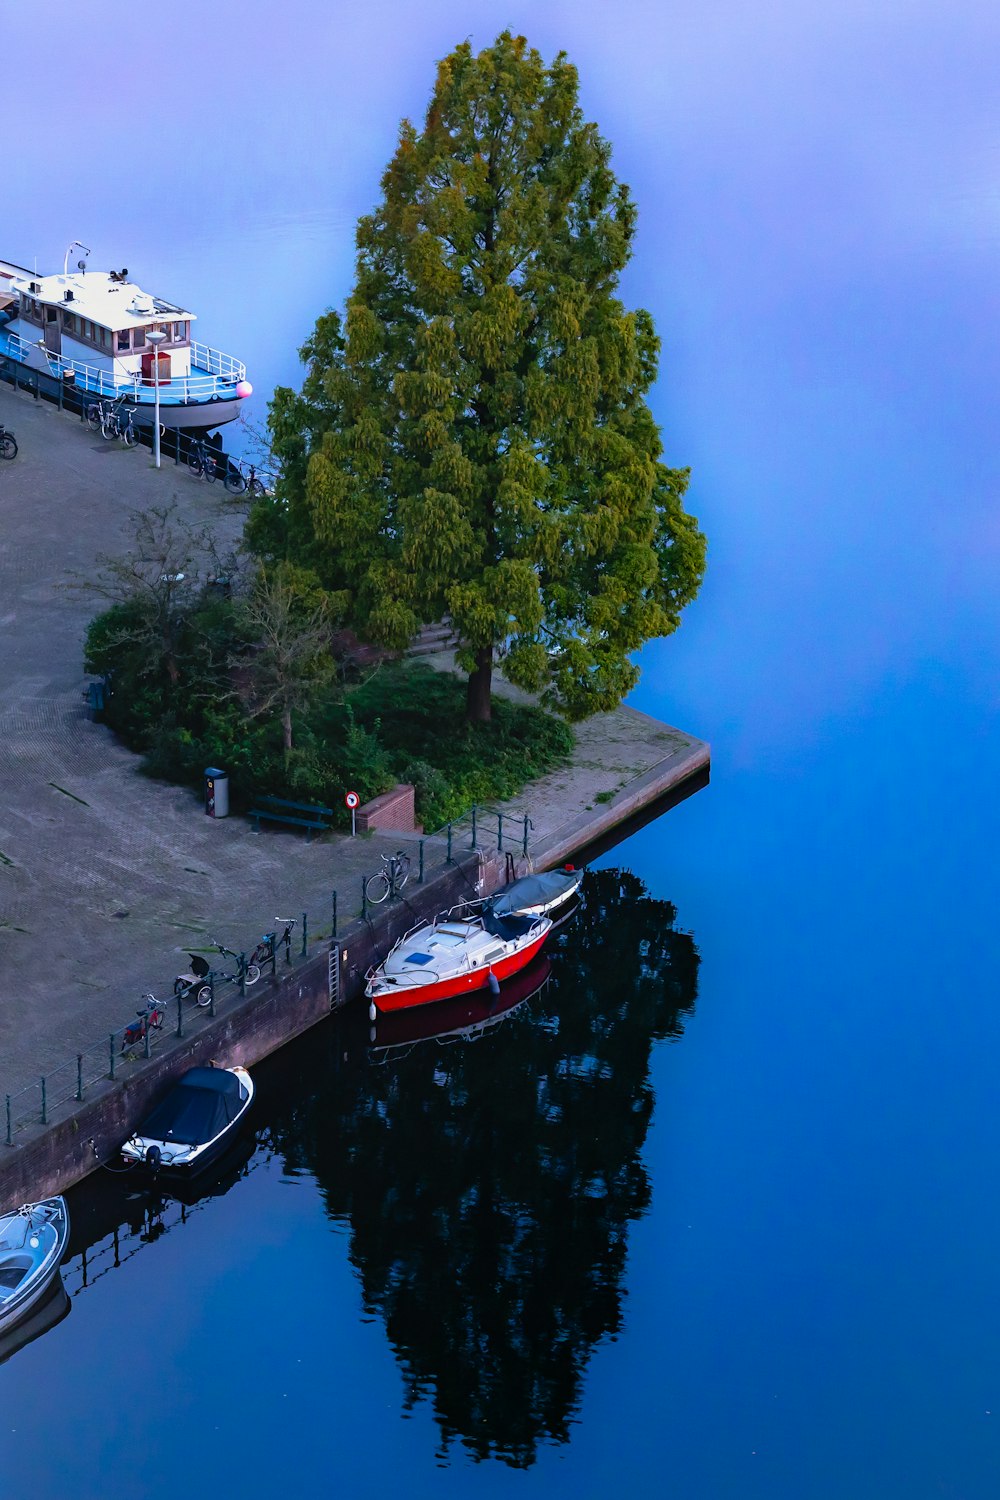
[120,1065,254,1176]
[487,866,583,919]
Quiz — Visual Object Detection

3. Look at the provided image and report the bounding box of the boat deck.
[0,328,242,405]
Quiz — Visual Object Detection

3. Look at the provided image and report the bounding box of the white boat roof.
[6,268,196,332]
[384,917,508,976]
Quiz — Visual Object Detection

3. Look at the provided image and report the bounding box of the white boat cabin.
[4,266,195,387]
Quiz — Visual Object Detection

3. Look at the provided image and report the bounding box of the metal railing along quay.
[2,806,536,1146]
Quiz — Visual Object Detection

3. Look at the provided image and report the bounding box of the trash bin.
[85,680,105,722]
[204,767,229,819]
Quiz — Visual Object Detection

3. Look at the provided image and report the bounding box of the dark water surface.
[4,1,1000,1494]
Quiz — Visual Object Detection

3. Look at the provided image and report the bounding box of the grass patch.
[344,664,574,827]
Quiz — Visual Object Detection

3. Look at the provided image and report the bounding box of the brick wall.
[356,783,417,834]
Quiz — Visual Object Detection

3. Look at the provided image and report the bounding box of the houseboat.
[0,242,251,430]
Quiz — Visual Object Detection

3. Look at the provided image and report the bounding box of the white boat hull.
[129,397,244,432]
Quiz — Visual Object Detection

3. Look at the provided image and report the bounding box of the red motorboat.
[365,908,552,1015]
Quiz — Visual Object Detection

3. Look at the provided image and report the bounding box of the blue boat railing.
[0,328,244,402]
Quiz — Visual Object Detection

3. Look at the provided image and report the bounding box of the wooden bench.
[248,795,334,842]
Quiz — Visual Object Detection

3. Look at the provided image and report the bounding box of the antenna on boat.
[63,240,90,276]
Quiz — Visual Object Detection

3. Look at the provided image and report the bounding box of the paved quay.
[0,381,708,1126]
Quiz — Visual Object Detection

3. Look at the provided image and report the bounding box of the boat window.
[46,306,58,322]
[65,313,77,333]
[101,327,111,348]
[173,321,186,341]
[116,329,130,351]
[484,947,505,964]
[134,327,146,349]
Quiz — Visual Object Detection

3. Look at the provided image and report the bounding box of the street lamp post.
[146,327,167,468]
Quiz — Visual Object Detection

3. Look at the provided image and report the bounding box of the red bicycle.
[121,994,165,1052]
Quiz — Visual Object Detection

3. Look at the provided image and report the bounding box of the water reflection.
[57,869,697,1466]
[370,953,554,1059]
[62,1134,262,1302]
[0,1276,70,1368]
[272,868,700,1466]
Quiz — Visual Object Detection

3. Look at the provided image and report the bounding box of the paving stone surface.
[0,383,705,1111]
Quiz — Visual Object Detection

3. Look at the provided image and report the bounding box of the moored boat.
[0,242,251,430]
[487,866,583,919]
[0,1197,70,1338]
[120,1065,254,1176]
[366,909,552,1015]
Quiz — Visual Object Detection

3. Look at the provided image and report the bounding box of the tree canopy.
[257,30,706,721]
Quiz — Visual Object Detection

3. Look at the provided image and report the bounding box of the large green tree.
[262,30,706,721]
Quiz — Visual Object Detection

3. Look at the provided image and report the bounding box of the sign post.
[345,790,359,838]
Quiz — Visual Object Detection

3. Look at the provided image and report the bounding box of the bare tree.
[233,565,333,755]
[74,503,239,684]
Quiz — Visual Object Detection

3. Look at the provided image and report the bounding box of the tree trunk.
[466,647,493,723]
[282,706,293,752]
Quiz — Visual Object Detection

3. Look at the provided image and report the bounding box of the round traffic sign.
[345,791,360,809]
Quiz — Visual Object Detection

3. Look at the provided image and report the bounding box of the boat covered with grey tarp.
[0,1198,70,1337]
[487,867,583,919]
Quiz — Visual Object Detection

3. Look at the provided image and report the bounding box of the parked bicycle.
[208,936,260,987]
[0,425,17,460]
[365,850,411,905]
[188,439,218,482]
[115,406,139,447]
[87,396,138,445]
[121,993,165,1052]
[223,459,267,497]
[246,918,297,974]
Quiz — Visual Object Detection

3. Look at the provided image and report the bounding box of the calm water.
[4,1,1000,1494]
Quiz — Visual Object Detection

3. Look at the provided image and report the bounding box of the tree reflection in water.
[271,868,700,1466]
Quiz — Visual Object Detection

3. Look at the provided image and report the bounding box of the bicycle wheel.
[101,417,118,441]
[0,434,16,460]
[365,872,391,905]
[204,459,218,484]
[121,421,137,448]
[395,858,410,892]
[188,451,203,475]
[249,477,266,496]
[244,962,261,986]
[195,985,212,1008]
[224,468,247,495]
[86,403,102,430]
